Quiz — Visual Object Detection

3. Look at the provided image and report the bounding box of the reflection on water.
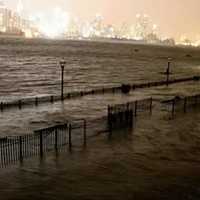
[0,81,199,136]
[1,107,200,199]
[0,39,200,199]
[0,38,200,101]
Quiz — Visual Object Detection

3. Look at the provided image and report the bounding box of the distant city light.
[153,24,158,30]
[31,7,70,38]
[0,0,199,47]
[16,0,23,15]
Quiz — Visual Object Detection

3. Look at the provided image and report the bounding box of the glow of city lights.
[153,24,158,30]
[1,1,200,47]
[30,7,70,38]
[16,0,23,15]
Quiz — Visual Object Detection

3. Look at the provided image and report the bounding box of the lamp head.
[60,59,66,68]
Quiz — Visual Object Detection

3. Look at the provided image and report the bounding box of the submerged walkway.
[1,76,199,111]
[0,97,200,200]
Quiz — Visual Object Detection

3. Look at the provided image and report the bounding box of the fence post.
[130,108,133,127]
[184,97,187,113]
[19,136,23,162]
[35,97,38,106]
[195,95,198,106]
[0,140,4,166]
[134,101,138,117]
[50,96,54,104]
[1,139,6,166]
[69,124,72,151]
[108,105,111,123]
[67,93,71,99]
[18,100,22,110]
[108,121,112,139]
[166,61,170,86]
[112,87,115,93]
[150,97,153,115]
[39,132,43,157]
[127,103,133,128]
[126,103,129,126]
[119,111,123,126]
[107,105,113,138]
[0,102,3,112]
[172,99,175,117]
[83,120,87,147]
[55,128,58,152]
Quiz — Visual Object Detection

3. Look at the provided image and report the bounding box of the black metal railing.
[0,98,154,167]
[1,93,199,167]
[0,76,199,111]
[162,94,200,117]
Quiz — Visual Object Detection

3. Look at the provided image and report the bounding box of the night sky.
[5,0,200,39]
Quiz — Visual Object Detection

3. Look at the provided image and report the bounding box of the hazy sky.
[5,0,200,39]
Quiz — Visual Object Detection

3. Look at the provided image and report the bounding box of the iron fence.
[162,94,200,116]
[0,76,198,111]
[0,97,154,167]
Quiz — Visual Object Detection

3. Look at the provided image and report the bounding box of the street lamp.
[166,60,171,86]
[164,58,172,86]
[59,59,66,101]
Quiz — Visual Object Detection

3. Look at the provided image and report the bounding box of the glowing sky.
[5,0,200,39]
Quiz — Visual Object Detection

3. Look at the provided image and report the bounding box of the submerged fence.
[162,94,200,117]
[108,98,152,129]
[0,98,153,167]
[0,76,199,111]
[1,93,200,167]
[0,124,67,166]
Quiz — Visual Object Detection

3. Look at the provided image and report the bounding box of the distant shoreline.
[0,35,199,51]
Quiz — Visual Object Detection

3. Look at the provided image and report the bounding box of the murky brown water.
[0,38,200,199]
[1,105,200,200]
[0,38,200,101]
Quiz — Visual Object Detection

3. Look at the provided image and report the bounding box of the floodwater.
[0,38,200,199]
[0,38,199,101]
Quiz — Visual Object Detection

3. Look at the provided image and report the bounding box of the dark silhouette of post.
[107,105,113,139]
[134,101,138,117]
[19,136,23,163]
[172,99,175,117]
[149,97,153,115]
[35,97,38,106]
[60,60,66,101]
[0,102,3,112]
[18,100,22,110]
[166,61,170,86]
[184,97,187,113]
[83,120,87,147]
[50,96,54,104]
[55,128,58,152]
[195,95,198,106]
[68,124,72,151]
[39,132,43,158]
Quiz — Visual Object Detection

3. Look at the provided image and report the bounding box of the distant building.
[161,38,175,46]
[0,2,12,33]
[17,0,23,16]
[0,1,24,35]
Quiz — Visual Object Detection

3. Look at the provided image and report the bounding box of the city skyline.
[4,0,200,41]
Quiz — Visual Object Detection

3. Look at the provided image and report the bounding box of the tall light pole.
[165,58,172,86]
[60,59,66,101]
[166,60,170,86]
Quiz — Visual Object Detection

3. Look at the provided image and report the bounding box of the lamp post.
[165,58,172,86]
[166,60,170,86]
[60,59,66,101]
